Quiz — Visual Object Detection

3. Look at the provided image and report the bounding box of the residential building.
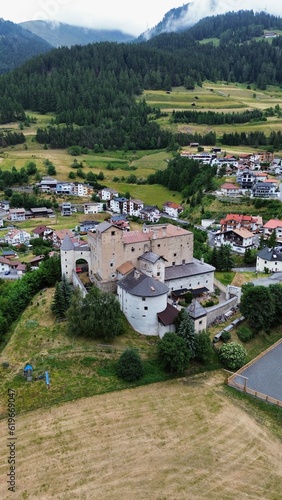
[214,228,255,253]
[5,229,31,246]
[84,203,103,215]
[140,206,160,223]
[56,181,74,195]
[61,202,72,216]
[252,181,278,198]
[9,208,26,221]
[219,183,241,197]
[256,246,282,273]
[39,177,58,192]
[98,187,119,201]
[163,201,183,218]
[263,219,282,244]
[220,214,263,233]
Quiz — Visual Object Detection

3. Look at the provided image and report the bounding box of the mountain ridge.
[19,20,135,48]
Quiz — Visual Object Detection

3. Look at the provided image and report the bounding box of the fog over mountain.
[139,0,282,40]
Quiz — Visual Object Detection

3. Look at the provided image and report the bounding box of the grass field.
[1,372,282,499]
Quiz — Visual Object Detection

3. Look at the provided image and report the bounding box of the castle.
[61,222,215,336]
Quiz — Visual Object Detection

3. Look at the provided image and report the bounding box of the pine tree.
[176,310,197,358]
[51,276,72,320]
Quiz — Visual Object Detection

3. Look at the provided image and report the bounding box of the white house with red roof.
[163,201,183,218]
[219,183,241,197]
[5,229,31,246]
[263,219,282,244]
[220,214,263,233]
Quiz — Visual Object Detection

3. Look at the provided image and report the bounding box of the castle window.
[157,272,160,276]
[144,306,148,310]
[142,297,146,301]
[174,253,177,257]
[172,262,175,266]
[131,247,135,252]
[110,263,113,267]
[111,231,115,236]
[182,259,185,264]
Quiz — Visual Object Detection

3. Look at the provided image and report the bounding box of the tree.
[237,326,253,342]
[116,349,144,382]
[176,310,197,358]
[51,276,72,320]
[66,287,123,341]
[195,331,214,365]
[267,229,277,249]
[219,342,247,370]
[240,284,275,332]
[157,333,190,374]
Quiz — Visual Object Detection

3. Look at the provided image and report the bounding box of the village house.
[263,219,282,244]
[139,206,160,223]
[251,181,278,198]
[214,228,255,253]
[256,246,282,273]
[25,207,55,219]
[61,202,72,216]
[219,183,241,197]
[9,208,26,221]
[163,201,183,218]
[220,214,263,233]
[98,187,119,201]
[73,183,94,197]
[5,229,31,246]
[38,177,58,193]
[79,220,100,233]
[0,200,10,212]
[84,202,103,215]
[56,181,74,195]
[31,225,53,239]
[110,196,128,214]
[0,256,12,273]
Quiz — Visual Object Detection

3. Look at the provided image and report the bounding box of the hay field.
[1,372,282,499]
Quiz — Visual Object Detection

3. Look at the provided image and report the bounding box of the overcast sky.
[1,0,282,37]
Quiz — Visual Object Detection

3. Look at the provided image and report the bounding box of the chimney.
[134,269,140,280]
[200,257,204,264]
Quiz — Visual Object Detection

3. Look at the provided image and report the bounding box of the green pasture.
[0,288,166,416]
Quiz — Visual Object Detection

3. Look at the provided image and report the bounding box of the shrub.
[157,332,190,374]
[116,349,144,382]
[221,330,231,343]
[219,342,247,370]
[237,326,253,343]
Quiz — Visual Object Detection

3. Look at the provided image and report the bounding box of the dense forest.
[1,11,282,150]
[0,18,51,75]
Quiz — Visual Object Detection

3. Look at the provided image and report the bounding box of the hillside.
[20,20,135,48]
[0,18,52,74]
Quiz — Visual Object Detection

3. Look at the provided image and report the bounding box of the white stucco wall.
[117,287,168,335]
[256,255,282,273]
[166,271,214,294]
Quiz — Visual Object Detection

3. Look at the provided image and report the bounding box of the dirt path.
[1,372,282,499]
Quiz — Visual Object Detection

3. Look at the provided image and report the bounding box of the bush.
[116,349,144,382]
[221,330,231,343]
[219,342,247,370]
[237,326,253,343]
[157,333,190,374]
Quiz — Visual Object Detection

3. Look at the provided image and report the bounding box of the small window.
[182,259,185,264]
[144,306,148,310]
[174,253,177,257]
[172,262,175,266]
[110,263,113,267]
[157,244,160,248]
[111,231,115,236]
[131,247,135,252]
[199,320,202,325]
[157,272,160,276]
[142,297,146,301]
